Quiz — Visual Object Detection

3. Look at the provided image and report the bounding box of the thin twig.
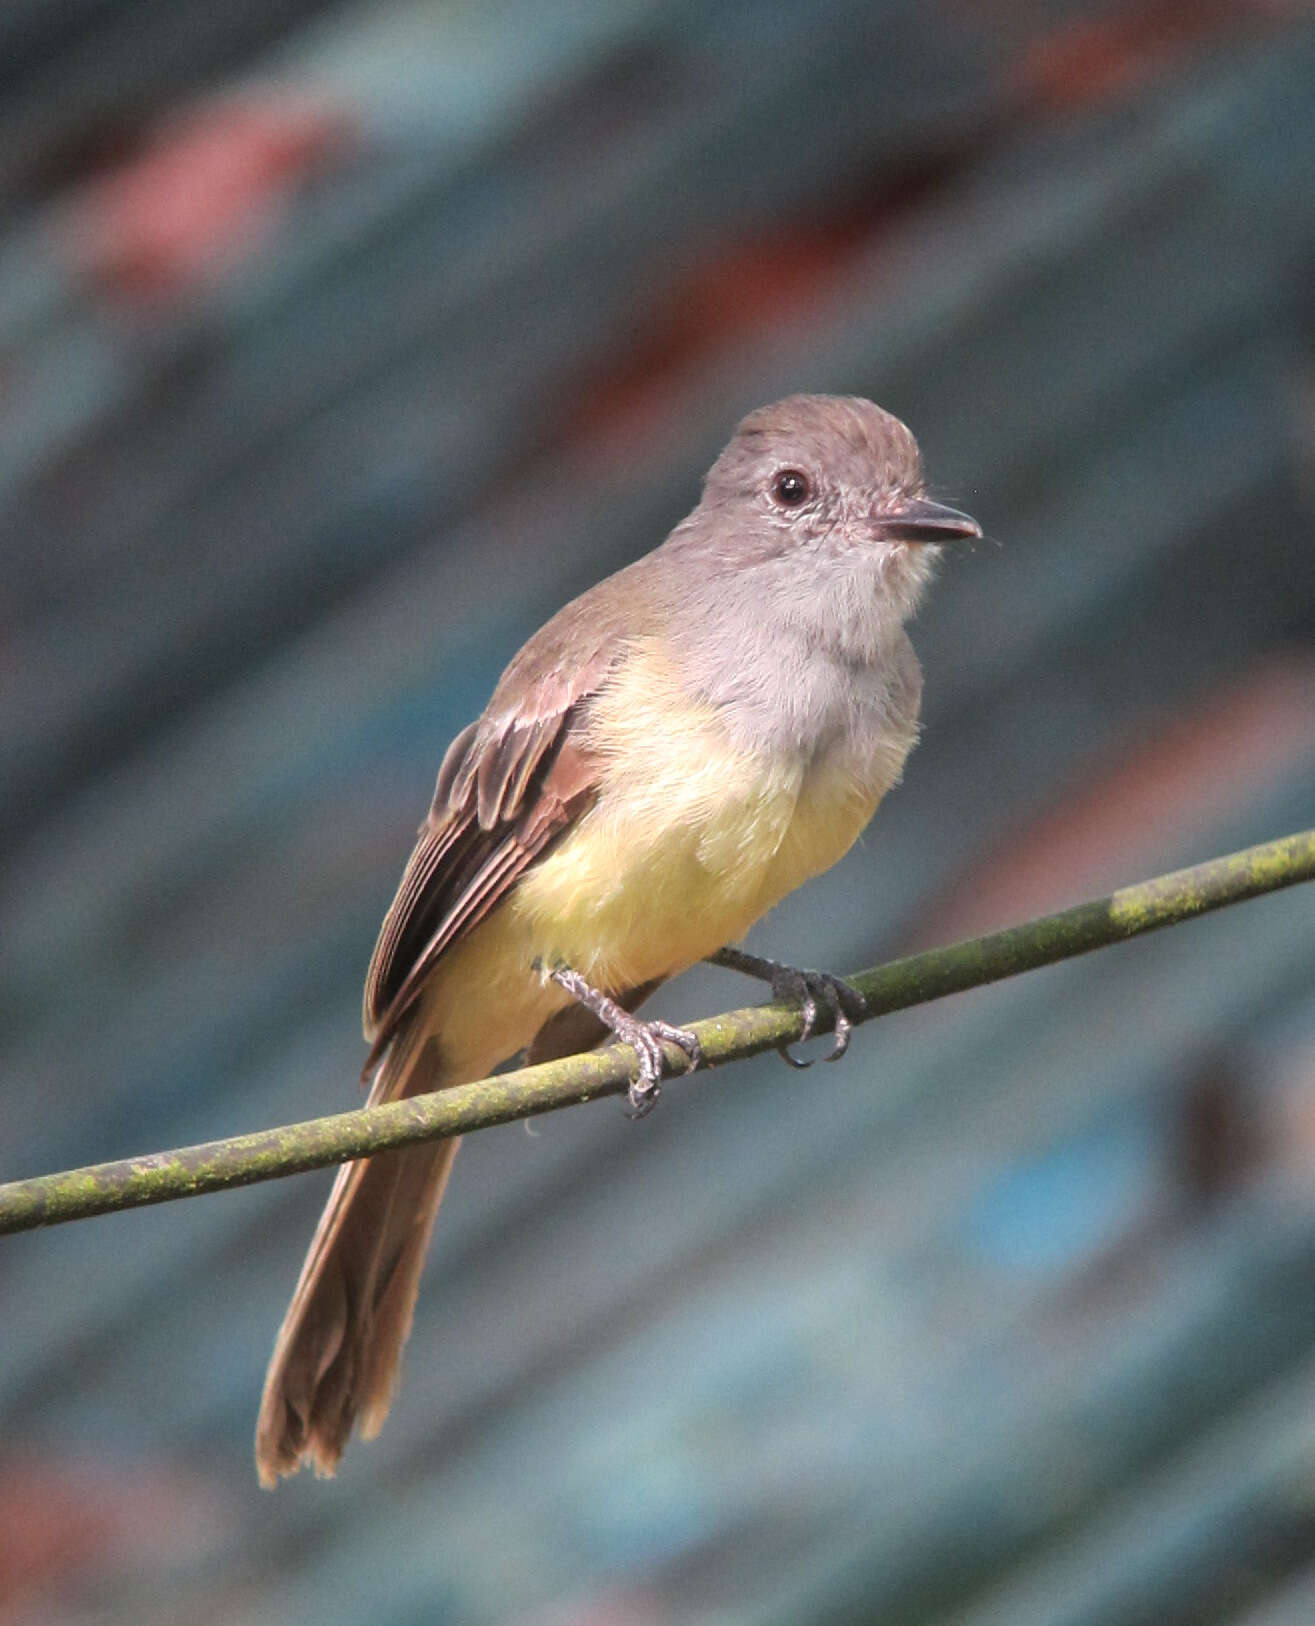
[1,828,1312,1237]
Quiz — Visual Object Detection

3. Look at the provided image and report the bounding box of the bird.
[255,393,981,1485]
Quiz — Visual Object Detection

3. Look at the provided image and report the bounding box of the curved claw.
[769,967,817,1067]
[546,963,702,1119]
[813,977,860,1062]
[624,1029,664,1118]
[825,1006,853,1062]
[627,1075,662,1119]
[777,1040,815,1070]
[649,1020,705,1074]
[772,968,865,1067]
[625,1020,703,1117]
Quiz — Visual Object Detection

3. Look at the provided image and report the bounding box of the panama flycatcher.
[256,394,981,1485]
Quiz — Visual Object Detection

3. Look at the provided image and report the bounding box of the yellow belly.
[422,640,898,1078]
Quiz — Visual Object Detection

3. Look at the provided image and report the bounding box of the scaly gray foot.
[707,945,867,1069]
[544,964,704,1117]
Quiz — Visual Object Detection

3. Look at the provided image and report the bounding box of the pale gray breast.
[662,541,926,765]
[681,611,924,780]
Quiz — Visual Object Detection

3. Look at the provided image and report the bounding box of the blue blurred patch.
[960,1109,1163,1275]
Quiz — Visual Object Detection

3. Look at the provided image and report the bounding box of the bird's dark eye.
[770,468,812,507]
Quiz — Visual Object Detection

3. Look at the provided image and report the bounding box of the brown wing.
[360,661,614,1073]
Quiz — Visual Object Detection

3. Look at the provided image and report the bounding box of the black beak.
[873,495,982,545]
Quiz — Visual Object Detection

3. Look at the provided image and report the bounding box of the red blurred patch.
[507,1588,666,1626]
[1012,0,1289,113]
[1272,1032,1315,1182]
[555,3,1298,458]
[57,97,354,305]
[562,163,953,458]
[916,652,1315,946]
[0,1452,225,1602]
[562,223,867,456]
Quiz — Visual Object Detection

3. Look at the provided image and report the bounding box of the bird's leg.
[540,963,704,1118]
[707,946,867,1070]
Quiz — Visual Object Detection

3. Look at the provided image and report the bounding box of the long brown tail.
[255,1019,458,1486]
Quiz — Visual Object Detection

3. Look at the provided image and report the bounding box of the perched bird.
[256,393,980,1485]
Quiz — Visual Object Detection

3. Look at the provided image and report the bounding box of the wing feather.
[361,661,615,1070]
[430,720,480,813]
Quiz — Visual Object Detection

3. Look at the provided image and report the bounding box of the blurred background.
[3,2,1315,1622]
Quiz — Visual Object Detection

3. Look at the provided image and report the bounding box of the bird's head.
[695,393,981,622]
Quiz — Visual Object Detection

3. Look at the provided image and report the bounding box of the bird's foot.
[543,964,704,1118]
[707,946,867,1069]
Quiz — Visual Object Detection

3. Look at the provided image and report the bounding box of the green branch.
[2,828,1313,1238]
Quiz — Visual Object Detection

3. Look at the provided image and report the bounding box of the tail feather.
[255,975,667,1486]
[255,1022,459,1486]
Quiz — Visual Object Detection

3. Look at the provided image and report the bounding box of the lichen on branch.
[1,829,1312,1238]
